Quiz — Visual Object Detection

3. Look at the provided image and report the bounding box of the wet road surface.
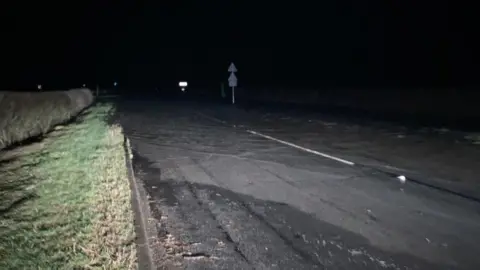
[117,100,480,270]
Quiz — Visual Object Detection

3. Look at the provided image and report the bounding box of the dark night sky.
[2,1,476,90]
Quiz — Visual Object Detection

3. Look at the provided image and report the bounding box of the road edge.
[372,165,480,203]
[124,135,165,269]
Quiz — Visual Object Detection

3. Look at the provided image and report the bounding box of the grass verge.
[0,103,137,269]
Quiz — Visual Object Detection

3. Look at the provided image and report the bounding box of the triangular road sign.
[228,72,237,87]
[228,72,237,82]
[228,62,237,72]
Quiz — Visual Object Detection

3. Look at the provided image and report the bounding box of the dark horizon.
[3,1,476,90]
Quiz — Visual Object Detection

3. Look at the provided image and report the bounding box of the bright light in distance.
[178,81,188,87]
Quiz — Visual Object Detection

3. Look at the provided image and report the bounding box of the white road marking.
[247,130,355,166]
[195,112,355,166]
[196,112,226,124]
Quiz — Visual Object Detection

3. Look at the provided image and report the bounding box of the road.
[117,99,480,270]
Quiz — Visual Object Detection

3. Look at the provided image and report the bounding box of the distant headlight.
[178,81,188,87]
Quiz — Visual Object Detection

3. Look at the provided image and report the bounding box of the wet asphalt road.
[117,100,480,270]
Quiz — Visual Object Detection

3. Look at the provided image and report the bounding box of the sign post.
[228,62,238,104]
[228,73,237,104]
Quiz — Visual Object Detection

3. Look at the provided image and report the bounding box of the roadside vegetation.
[0,91,136,269]
[0,89,93,150]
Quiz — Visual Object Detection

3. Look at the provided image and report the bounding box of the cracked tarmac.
[117,99,480,269]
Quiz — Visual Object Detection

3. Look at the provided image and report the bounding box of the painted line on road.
[195,112,355,166]
[195,111,480,202]
[247,130,355,166]
[195,112,227,125]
